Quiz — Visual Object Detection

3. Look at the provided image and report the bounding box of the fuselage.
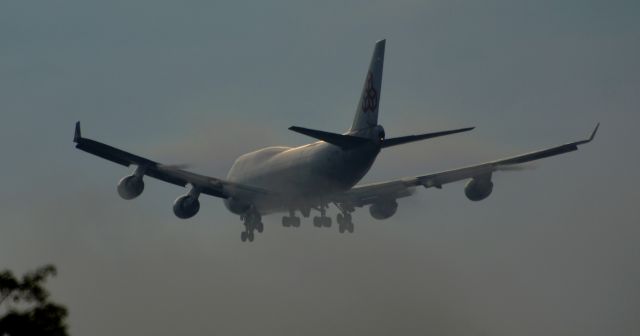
[224,140,380,214]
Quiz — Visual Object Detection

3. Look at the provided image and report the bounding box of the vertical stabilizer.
[351,39,386,131]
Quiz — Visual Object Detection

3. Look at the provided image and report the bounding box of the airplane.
[74,39,598,242]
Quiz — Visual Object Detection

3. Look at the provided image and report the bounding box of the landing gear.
[240,231,254,242]
[282,216,301,227]
[337,212,354,233]
[240,207,262,243]
[313,216,332,227]
[256,221,264,233]
[236,202,356,241]
[299,207,311,218]
[282,209,301,228]
[313,203,331,227]
[335,203,355,234]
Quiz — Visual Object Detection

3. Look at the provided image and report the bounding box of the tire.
[241,231,248,242]
[256,222,264,233]
[345,213,352,222]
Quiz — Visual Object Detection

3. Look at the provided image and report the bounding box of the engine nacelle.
[369,200,398,220]
[117,175,144,200]
[464,177,494,201]
[173,195,200,219]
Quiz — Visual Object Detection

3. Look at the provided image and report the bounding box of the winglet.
[574,123,600,146]
[74,121,82,143]
[589,122,600,142]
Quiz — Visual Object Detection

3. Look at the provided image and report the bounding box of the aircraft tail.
[351,39,386,132]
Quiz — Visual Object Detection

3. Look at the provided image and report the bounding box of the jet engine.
[173,194,200,219]
[117,175,144,200]
[464,176,494,201]
[369,200,398,220]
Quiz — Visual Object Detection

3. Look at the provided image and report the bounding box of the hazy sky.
[1,1,639,335]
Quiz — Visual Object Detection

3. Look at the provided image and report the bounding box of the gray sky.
[1,1,639,335]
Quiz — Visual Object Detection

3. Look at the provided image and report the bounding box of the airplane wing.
[72,122,271,199]
[333,124,599,207]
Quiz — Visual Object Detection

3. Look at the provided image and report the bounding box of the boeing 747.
[74,39,597,242]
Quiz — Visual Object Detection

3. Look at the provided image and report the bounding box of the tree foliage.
[0,265,68,336]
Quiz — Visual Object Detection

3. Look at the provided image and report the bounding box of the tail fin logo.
[362,72,378,113]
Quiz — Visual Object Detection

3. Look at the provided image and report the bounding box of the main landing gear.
[335,202,355,234]
[240,208,263,243]
[313,204,332,228]
[337,212,354,234]
[279,202,356,235]
[282,209,301,228]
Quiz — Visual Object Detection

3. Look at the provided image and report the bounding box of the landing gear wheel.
[241,207,261,242]
[313,216,331,227]
[337,212,352,233]
[347,222,354,233]
[283,216,300,228]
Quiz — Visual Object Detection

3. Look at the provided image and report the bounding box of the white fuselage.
[224,141,380,214]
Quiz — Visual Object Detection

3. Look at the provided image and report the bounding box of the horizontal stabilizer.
[289,126,371,149]
[381,127,475,148]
